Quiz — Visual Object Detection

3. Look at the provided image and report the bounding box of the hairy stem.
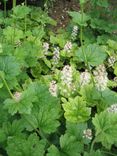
[101,150,117,156]
[4,0,6,18]
[13,0,16,9]
[90,137,96,152]
[24,0,27,33]
[80,4,95,85]
[0,75,14,99]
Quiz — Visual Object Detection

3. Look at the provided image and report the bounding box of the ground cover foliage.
[0,0,117,155]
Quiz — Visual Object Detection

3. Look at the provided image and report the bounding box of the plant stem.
[80,4,95,85]
[4,0,7,18]
[13,0,16,9]
[101,150,117,156]
[0,75,14,99]
[90,137,96,152]
[24,0,27,33]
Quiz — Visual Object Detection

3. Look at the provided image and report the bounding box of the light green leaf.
[76,44,107,66]
[80,0,88,5]
[3,26,24,42]
[93,111,117,149]
[107,40,117,50]
[12,5,31,19]
[62,96,91,123]
[69,11,90,26]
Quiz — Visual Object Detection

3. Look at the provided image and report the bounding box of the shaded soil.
[49,0,80,31]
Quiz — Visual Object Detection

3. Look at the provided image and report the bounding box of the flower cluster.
[83,129,92,140]
[108,55,117,66]
[93,64,108,91]
[49,80,57,97]
[80,70,91,86]
[52,47,60,66]
[107,104,117,113]
[14,91,22,102]
[71,25,78,40]
[15,40,22,47]
[43,42,49,55]
[61,65,72,87]
[63,41,72,52]
[114,77,117,82]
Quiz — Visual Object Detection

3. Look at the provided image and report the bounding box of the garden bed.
[0,0,117,156]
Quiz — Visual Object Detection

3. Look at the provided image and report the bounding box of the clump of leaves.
[0,1,117,156]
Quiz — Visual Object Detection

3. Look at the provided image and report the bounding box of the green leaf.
[0,56,20,81]
[76,44,107,66]
[93,0,109,8]
[60,134,82,156]
[0,43,3,53]
[66,122,87,141]
[0,129,6,143]
[0,119,24,144]
[3,26,24,42]
[62,96,91,123]
[107,40,117,50]
[114,63,117,76]
[12,5,31,19]
[22,82,61,134]
[4,87,35,115]
[43,57,51,68]
[47,145,60,156]
[80,85,117,111]
[90,18,117,33]
[14,41,43,67]
[69,11,90,26]
[0,105,10,127]
[80,0,88,5]
[31,7,56,26]
[93,111,117,149]
[47,133,83,156]
[6,133,46,156]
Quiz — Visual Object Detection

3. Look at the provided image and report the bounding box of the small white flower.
[83,129,92,140]
[15,40,22,47]
[108,55,116,66]
[61,65,72,87]
[64,41,72,52]
[52,47,60,66]
[49,80,57,97]
[93,64,108,91]
[107,104,117,113]
[14,92,22,102]
[71,25,78,40]
[43,42,49,55]
[114,77,117,82]
[80,70,91,86]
